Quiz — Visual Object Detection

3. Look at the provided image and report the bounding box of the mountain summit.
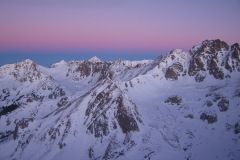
[0,39,239,160]
[88,56,102,63]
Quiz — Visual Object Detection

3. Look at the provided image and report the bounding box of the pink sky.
[0,0,239,53]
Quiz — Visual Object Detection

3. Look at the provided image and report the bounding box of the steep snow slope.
[0,39,239,160]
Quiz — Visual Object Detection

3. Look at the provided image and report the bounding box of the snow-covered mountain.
[0,39,239,160]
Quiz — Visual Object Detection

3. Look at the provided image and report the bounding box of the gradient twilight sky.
[0,0,240,66]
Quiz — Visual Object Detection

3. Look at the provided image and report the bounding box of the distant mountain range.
[0,39,239,160]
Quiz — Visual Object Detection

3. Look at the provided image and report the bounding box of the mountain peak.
[88,56,101,63]
[168,49,185,55]
[202,39,229,48]
[190,39,229,56]
[22,59,35,64]
[16,59,36,69]
[56,60,66,65]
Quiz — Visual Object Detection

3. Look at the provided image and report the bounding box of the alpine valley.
[0,39,240,160]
